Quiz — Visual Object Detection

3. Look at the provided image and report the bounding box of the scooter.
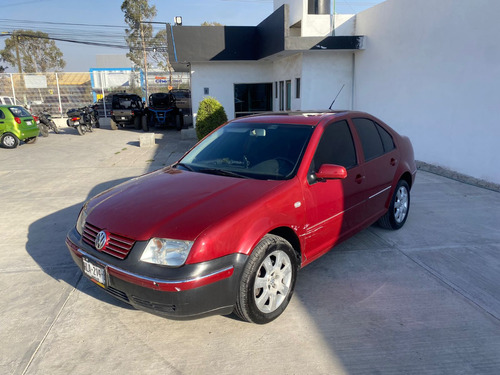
[66,106,99,135]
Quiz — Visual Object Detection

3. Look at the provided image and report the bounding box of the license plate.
[83,257,106,287]
[120,117,126,120]
[26,120,32,126]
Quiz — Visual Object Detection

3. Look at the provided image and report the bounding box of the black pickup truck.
[109,94,146,130]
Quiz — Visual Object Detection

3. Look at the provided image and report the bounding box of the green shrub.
[195,96,228,140]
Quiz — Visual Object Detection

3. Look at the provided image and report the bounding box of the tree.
[0,30,65,73]
[195,97,228,140]
[0,57,7,73]
[121,0,158,70]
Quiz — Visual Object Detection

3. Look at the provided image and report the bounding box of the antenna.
[329,84,345,110]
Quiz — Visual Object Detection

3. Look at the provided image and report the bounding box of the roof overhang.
[167,4,364,66]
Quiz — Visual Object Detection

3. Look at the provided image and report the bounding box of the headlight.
[140,238,193,267]
[76,204,88,235]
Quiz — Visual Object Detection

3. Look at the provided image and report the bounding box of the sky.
[0,0,385,72]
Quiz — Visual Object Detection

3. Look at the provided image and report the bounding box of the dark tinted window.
[377,124,395,152]
[353,118,392,161]
[312,120,357,172]
[0,109,5,119]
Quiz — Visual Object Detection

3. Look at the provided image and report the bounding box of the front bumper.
[66,227,248,320]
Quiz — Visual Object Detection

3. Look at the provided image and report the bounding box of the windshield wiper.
[199,168,249,179]
[175,162,195,171]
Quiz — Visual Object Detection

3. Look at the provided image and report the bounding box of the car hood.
[86,167,286,241]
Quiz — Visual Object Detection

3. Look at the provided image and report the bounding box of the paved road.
[1,119,500,374]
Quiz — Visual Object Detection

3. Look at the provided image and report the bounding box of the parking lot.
[1,119,500,375]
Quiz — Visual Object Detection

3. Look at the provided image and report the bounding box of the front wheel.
[39,123,49,137]
[235,234,298,324]
[50,120,59,134]
[378,180,410,230]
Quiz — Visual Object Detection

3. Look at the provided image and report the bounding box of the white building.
[167,0,500,186]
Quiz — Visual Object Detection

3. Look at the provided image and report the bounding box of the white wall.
[190,62,273,121]
[272,54,303,111]
[354,0,500,184]
[301,52,354,110]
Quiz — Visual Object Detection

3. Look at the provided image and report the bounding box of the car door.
[301,120,367,262]
[351,117,399,222]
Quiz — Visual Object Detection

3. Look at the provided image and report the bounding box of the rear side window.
[0,110,5,119]
[312,120,357,171]
[353,118,395,161]
[8,106,31,117]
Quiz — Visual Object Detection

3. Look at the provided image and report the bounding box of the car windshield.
[8,106,31,117]
[178,122,314,180]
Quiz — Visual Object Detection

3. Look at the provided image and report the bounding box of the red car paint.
[66,110,416,321]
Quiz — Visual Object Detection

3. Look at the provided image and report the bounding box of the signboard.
[24,75,47,89]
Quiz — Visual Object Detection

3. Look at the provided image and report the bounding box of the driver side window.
[312,120,357,172]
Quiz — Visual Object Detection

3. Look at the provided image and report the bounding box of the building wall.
[301,52,353,110]
[190,62,273,121]
[354,0,500,184]
[272,54,303,111]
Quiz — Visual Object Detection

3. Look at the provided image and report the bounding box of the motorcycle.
[66,105,100,136]
[35,109,59,136]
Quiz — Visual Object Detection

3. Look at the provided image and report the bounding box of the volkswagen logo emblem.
[95,231,108,251]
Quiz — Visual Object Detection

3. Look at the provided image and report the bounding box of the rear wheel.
[134,116,141,129]
[110,118,118,130]
[77,124,86,136]
[378,180,410,230]
[142,116,149,132]
[235,234,298,324]
[25,136,37,144]
[1,133,20,149]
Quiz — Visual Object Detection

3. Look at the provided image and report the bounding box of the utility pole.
[140,21,149,103]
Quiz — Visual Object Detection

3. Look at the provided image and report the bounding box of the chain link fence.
[0,70,191,120]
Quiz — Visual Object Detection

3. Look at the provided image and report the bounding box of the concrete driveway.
[1,119,499,374]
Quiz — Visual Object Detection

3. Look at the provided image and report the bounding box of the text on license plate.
[83,258,106,286]
[120,117,126,120]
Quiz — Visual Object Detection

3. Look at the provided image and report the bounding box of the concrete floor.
[1,119,499,374]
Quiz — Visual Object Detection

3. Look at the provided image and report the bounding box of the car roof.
[231,110,371,126]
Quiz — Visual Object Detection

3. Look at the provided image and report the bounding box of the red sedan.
[66,111,416,324]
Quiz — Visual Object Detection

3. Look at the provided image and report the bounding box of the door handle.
[355,174,365,184]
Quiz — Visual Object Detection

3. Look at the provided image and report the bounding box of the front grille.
[82,222,135,260]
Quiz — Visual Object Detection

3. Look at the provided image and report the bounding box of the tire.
[25,136,37,144]
[87,124,93,133]
[50,120,59,134]
[235,234,299,324]
[134,116,141,130]
[175,114,182,131]
[378,180,410,230]
[1,133,20,149]
[110,118,118,130]
[39,123,49,137]
[77,125,86,136]
[142,116,149,132]
[95,120,100,128]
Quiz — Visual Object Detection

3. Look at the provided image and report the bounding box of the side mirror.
[316,164,347,180]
